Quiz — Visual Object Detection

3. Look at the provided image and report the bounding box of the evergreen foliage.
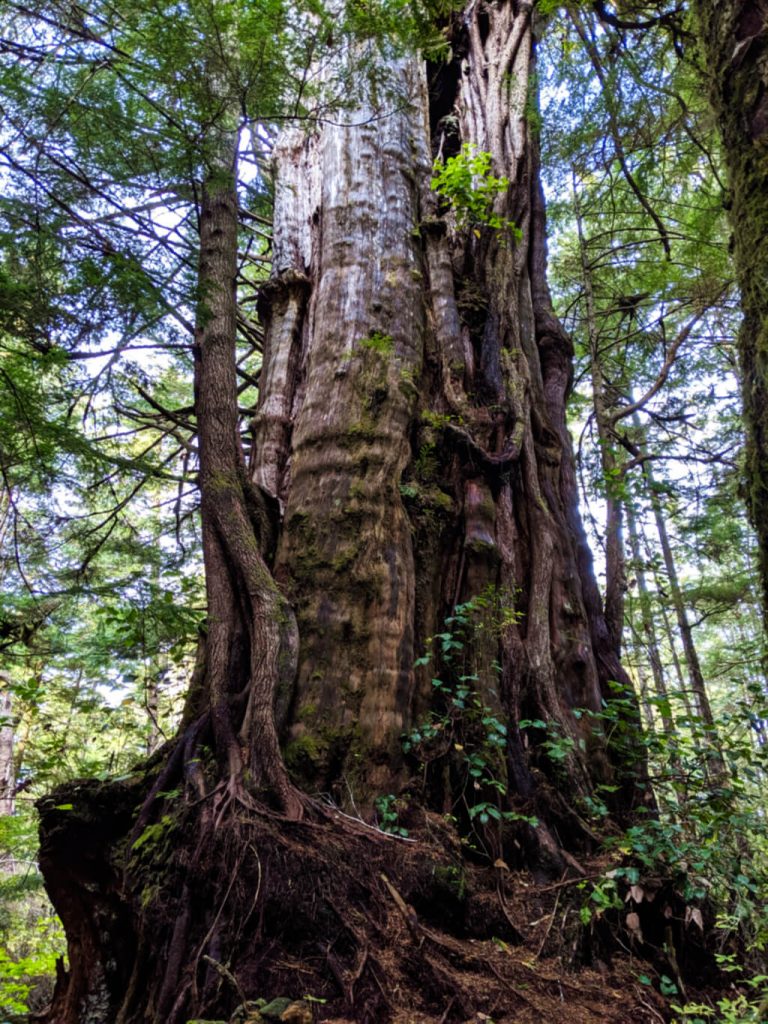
[0,0,765,1018]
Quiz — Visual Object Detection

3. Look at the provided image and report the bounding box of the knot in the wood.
[419,216,449,237]
[257,269,312,322]
[463,478,499,556]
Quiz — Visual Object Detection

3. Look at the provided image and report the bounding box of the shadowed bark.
[694,0,768,631]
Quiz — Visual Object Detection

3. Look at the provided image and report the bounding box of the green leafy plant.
[671,973,768,1023]
[374,794,409,837]
[404,591,536,845]
[358,331,394,355]
[571,681,768,983]
[431,144,522,239]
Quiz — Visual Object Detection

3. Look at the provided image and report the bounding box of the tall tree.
[30,2,657,1021]
[0,675,13,818]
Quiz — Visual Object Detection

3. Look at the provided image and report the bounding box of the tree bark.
[37,5,653,1022]
[0,672,14,818]
[694,0,768,631]
[254,4,646,823]
[192,125,301,817]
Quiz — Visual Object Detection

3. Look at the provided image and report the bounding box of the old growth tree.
[36,1,656,1020]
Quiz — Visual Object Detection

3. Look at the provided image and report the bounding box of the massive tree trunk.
[37,5,652,1023]
[255,5,643,816]
[694,0,768,631]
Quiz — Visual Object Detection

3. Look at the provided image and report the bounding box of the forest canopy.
[0,0,766,1022]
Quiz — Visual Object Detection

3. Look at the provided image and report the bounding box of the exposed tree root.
[38,772,714,1024]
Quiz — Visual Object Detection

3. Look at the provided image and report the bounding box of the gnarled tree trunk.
[255,5,644,817]
[38,5,650,1023]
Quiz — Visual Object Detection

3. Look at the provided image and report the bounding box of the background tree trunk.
[694,0,768,631]
[0,672,14,818]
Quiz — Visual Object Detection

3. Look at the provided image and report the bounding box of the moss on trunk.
[695,0,768,629]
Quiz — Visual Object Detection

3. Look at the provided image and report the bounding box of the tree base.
[36,768,720,1024]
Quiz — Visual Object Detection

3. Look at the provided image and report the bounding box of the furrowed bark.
[254,2,648,824]
[694,0,768,632]
[254,58,429,798]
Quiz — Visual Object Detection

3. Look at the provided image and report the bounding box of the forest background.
[0,0,766,1021]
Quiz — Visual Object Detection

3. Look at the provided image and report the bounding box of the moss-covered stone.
[259,997,293,1019]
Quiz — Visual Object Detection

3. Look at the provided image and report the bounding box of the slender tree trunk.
[642,465,717,737]
[638,458,725,780]
[625,501,674,737]
[192,125,302,817]
[0,673,14,817]
[573,177,626,655]
[655,569,694,713]
[144,667,161,756]
[38,120,301,1024]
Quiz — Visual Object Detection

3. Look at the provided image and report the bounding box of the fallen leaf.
[627,884,645,904]
[685,906,704,931]
[626,911,643,941]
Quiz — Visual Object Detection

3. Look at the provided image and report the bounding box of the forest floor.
[177,806,721,1024]
[307,865,690,1024]
[37,783,730,1024]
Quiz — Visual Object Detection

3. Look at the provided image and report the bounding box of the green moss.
[331,547,358,572]
[430,489,454,512]
[399,367,418,398]
[432,864,467,903]
[284,734,322,774]
[465,536,497,554]
[131,814,175,854]
[400,480,453,515]
[205,469,239,494]
[342,419,378,444]
[413,440,439,481]
[420,409,453,429]
[357,331,394,356]
[140,885,159,911]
